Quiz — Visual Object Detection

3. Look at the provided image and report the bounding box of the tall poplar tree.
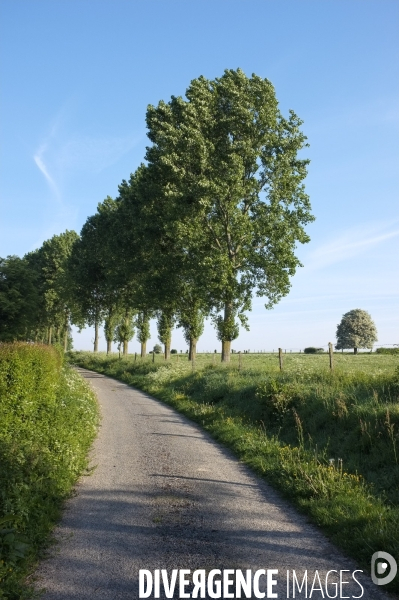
[69,198,120,351]
[117,164,211,359]
[145,69,314,361]
[157,310,175,360]
[26,230,79,348]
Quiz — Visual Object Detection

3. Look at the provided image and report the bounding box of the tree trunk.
[123,340,128,355]
[107,339,112,354]
[220,302,233,363]
[188,338,197,361]
[48,326,52,346]
[141,341,147,358]
[221,340,231,362]
[354,347,358,355]
[63,311,69,353]
[164,338,171,360]
[94,320,99,352]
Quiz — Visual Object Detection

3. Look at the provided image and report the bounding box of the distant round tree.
[153,344,162,354]
[335,309,377,354]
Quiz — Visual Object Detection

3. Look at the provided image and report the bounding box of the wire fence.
[139,342,398,373]
[196,343,398,354]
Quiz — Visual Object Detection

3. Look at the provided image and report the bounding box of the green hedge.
[375,347,399,355]
[0,342,61,419]
[0,344,99,599]
[304,347,324,353]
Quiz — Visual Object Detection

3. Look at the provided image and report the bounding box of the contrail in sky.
[306,224,399,271]
[34,142,61,203]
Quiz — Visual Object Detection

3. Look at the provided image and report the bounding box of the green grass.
[70,350,399,593]
[0,344,99,599]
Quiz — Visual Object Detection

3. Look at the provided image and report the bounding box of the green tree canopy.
[145,68,314,361]
[336,309,378,354]
[26,230,79,348]
[0,256,39,341]
[113,308,136,356]
[69,198,123,351]
[116,165,209,360]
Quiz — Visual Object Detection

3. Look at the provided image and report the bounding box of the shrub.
[255,378,300,421]
[376,347,399,355]
[171,349,178,354]
[304,347,324,354]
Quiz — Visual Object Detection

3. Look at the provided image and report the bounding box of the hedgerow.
[0,343,98,599]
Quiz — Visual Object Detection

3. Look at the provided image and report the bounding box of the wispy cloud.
[33,114,63,202]
[34,142,61,203]
[304,222,399,271]
[307,94,399,137]
[252,288,399,309]
[33,106,143,205]
[55,133,141,175]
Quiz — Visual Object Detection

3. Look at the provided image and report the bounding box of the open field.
[70,350,399,592]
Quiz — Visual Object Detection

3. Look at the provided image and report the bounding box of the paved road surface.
[34,368,392,599]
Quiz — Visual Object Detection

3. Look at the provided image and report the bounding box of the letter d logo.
[371,551,397,586]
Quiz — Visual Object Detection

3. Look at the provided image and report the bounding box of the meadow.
[70,350,399,592]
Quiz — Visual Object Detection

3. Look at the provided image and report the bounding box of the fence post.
[328,342,333,371]
[238,351,242,372]
[279,348,283,371]
[152,350,155,363]
[135,352,137,362]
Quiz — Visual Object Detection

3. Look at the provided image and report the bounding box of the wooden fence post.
[328,342,333,371]
[279,348,283,371]
[152,350,155,363]
[238,351,242,372]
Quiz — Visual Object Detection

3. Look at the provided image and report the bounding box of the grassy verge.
[70,351,399,593]
[0,344,99,599]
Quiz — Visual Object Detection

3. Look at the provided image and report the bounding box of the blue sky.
[1,0,398,352]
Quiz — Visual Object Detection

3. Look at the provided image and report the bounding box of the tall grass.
[70,351,399,593]
[0,344,99,599]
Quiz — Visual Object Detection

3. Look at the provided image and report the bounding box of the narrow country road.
[34,368,391,599]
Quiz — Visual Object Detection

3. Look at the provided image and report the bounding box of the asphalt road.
[34,368,393,599]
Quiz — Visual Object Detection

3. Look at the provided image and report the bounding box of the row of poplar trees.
[0,69,314,362]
